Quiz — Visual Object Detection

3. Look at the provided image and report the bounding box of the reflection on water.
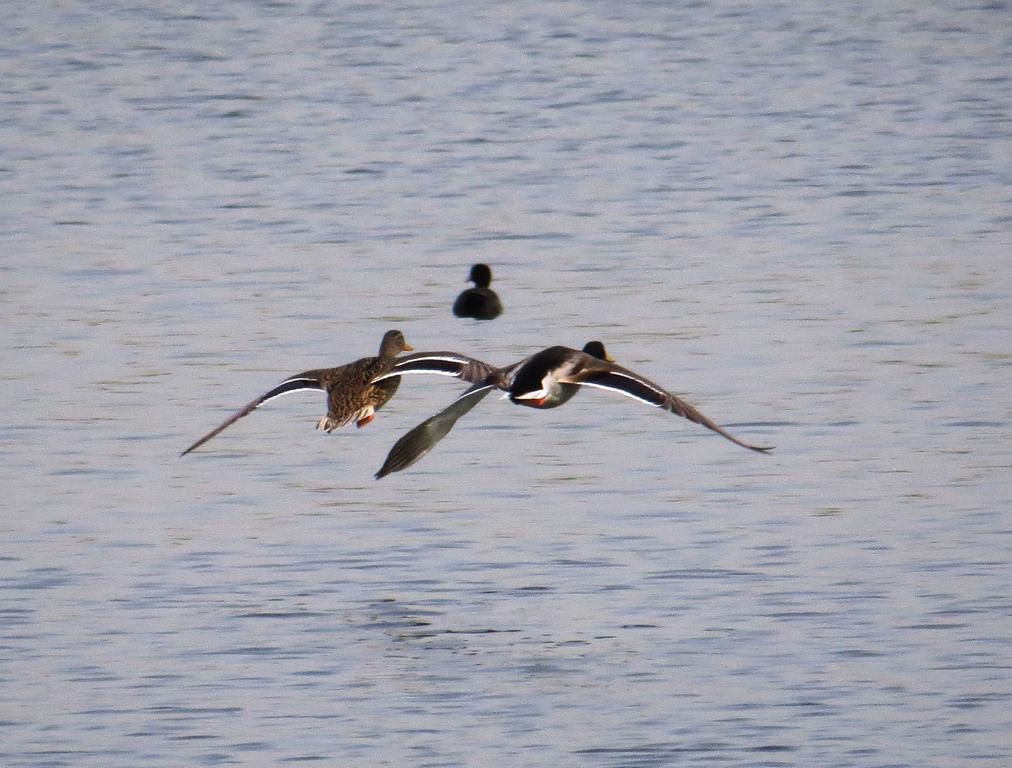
[2,1,1011,766]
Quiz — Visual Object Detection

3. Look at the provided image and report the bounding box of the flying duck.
[180,330,495,456]
[374,342,772,477]
[453,263,503,320]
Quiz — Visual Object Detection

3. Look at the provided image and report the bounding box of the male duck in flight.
[374,341,772,477]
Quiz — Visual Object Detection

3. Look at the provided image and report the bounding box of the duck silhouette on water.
[453,263,503,320]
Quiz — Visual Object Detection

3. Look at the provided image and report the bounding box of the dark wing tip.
[373,440,407,478]
[375,384,495,478]
[180,430,219,457]
[374,426,432,479]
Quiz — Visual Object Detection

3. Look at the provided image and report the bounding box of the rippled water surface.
[3,2,1011,766]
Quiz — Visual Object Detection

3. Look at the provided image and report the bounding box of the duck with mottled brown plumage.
[181,330,495,456]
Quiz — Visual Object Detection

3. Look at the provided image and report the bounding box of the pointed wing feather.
[575,364,773,453]
[375,381,495,478]
[181,375,324,456]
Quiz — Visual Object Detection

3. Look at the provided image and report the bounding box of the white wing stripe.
[578,379,667,408]
[396,353,480,365]
[602,369,668,398]
[256,379,322,408]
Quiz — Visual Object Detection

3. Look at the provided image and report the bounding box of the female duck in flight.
[181,330,495,456]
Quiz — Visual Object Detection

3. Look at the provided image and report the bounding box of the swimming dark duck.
[181,330,495,456]
[374,341,772,477]
[453,263,503,320]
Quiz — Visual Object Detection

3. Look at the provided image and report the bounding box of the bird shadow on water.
[348,596,525,646]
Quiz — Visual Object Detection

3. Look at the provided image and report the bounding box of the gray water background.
[2,1,1011,766]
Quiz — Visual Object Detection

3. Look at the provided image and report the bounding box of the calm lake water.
[2,1,1011,766]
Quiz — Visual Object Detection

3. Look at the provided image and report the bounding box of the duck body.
[313,346,404,432]
[371,342,611,476]
[375,342,771,478]
[453,263,503,320]
[506,345,590,408]
[181,331,494,456]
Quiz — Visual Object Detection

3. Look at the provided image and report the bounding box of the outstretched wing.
[181,374,324,456]
[571,360,773,453]
[373,351,497,385]
[375,382,495,478]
